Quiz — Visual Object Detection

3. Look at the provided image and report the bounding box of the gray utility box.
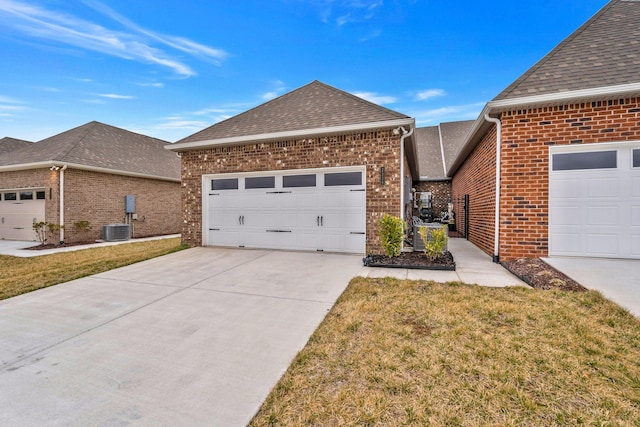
[413,223,448,252]
[125,195,136,213]
[102,224,131,241]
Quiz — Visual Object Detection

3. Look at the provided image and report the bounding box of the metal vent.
[102,224,131,241]
[413,224,448,252]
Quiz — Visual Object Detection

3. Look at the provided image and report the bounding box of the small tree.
[418,224,448,261]
[33,221,48,245]
[379,214,405,257]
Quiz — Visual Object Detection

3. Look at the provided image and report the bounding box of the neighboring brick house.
[413,121,473,219]
[167,80,418,254]
[449,0,640,261]
[0,121,181,243]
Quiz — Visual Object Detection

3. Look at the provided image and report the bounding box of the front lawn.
[251,278,640,426]
[0,238,188,301]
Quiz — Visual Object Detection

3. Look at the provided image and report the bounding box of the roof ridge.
[55,121,98,162]
[494,1,617,100]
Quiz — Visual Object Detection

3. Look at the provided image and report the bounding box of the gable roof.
[0,137,32,156]
[0,121,180,181]
[415,120,475,180]
[496,0,640,100]
[449,0,640,176]
[172,80,412,149]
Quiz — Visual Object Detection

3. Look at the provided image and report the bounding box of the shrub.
[32,221,48,245]
[418,224,448,261]
[379,214,405,257]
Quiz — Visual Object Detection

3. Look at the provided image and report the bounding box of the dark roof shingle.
[495,0,640,100]
[0,137,32,156]
[415,120,475,179]
[178,80,410,143]
[0,122,179,180]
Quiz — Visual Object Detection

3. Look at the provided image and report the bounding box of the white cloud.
[261,80,286,100]
[416,88,446,101]
[0,0,228,77]
[138,82,164,88]
[410,102,485,125]
[96,93,135,99]
[0,95,21,104]
[351,91,397,105]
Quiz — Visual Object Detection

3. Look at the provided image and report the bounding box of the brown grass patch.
[251,278,640,426]
[0,238,187,300]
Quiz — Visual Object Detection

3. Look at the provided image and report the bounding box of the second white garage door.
[0,189,46,241]
[549,142,640,259]
[203,167,366,254]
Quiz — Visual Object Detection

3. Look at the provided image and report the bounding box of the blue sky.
[0,0,609,142]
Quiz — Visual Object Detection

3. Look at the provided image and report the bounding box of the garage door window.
[283,174,316,188]
[36,191,45,200]
[4,192,17,201]
[20,191,33,200]
[325,171,362,186]
[245,176,275,189]
[634,149,640,168]
[552,151,617,171]
[212,178,238,191]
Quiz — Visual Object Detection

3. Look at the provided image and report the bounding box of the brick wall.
[414,180,452,219]
[63,169,181,242]
[452,126,498,257]
[453,97,640,261]
[180,129,403,254]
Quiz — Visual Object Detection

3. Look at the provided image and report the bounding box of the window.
[283,174,316,188]
[552,151,617,171]
[20,191,34,200]
[324,171,362,186]
[245,176,275,189]
[36,191,46,200]
[634,149,640,168]
[211,178,238,191]
[4,192,17,201]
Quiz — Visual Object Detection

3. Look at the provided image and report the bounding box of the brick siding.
[454,97,640,260]
[414,180,452,219]
[180,129,404,254]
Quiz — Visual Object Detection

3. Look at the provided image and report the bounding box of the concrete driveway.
[544,257,640,318]
[0,247,363,426]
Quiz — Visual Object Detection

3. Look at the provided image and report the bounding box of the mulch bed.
[363,251,456,271]
[26,241,96,250]
[501,258,587,292]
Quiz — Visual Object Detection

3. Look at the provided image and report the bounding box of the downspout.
[59,164,67,243]
[484,114,501,263]
[397,126,414,220]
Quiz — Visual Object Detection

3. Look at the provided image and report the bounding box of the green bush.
[379,214,405,257]
[418,224,448,261]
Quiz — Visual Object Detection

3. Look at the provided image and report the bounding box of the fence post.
[464,194,469,240]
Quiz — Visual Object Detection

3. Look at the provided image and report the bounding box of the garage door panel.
[205,168,366,253]
[549,143,640,259]
[587,177,618,197]
[0,198,44,241]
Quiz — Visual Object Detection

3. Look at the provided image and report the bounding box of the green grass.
[0,238,188,301]
[251,277,640,426]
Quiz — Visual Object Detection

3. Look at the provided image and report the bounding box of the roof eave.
[0,161,180,182]
[447,82,640,176]
[166,118,415,152]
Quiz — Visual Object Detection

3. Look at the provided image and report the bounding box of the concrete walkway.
[0,234,181,257]
[358,238,528,287]
[544,257,640,317]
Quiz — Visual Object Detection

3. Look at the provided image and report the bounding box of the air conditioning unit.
[102,224,131,241]
[414,223,448,252]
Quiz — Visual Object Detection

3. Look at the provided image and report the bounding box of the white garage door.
[549,142,640,259]
[203,167,366,254]
[0,189,46,241]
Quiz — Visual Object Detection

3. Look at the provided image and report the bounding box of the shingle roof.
[0,137,32,156]
[178,80,410,143]
[495,0,640,100]
[0,121,180,180]
[415,121,475,179]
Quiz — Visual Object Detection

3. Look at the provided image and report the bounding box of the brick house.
[168,80,418,254]
[0,121,181,243]
[449,0,640,261]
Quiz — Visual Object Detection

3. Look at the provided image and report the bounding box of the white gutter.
[437,124,447,176]
[166,118,415,152]
[0,161,180,183]
[397,126,414,220]
[484,114,502,263]
[59,164,67,243]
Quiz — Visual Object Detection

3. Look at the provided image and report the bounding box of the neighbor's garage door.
[203,167,366,254]
[0,189,46,241]
[549,142,640,259]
